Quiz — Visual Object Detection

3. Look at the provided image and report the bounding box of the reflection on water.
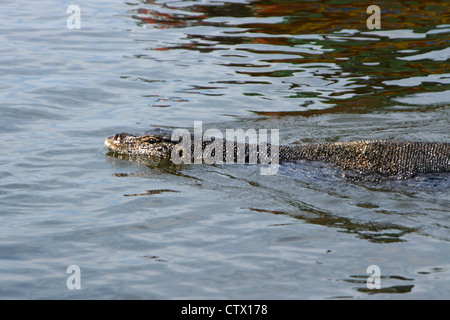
[125,0,450,114]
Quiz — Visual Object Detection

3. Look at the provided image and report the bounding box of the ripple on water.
[0,0,449,299]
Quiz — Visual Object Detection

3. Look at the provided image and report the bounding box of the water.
[0,0,449,299]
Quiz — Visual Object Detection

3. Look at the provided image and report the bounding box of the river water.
[0,0,449,299]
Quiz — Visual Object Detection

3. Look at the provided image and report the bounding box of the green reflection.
[131,0,450,113]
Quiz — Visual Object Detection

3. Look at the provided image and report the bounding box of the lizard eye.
[143,137,159,144]
[113,134,122,141]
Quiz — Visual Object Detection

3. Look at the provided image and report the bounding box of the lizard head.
[105,128,176,159]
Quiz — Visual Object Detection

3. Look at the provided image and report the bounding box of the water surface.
[0,0,449,299]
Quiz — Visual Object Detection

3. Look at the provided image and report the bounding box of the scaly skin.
[105,129,449,179]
